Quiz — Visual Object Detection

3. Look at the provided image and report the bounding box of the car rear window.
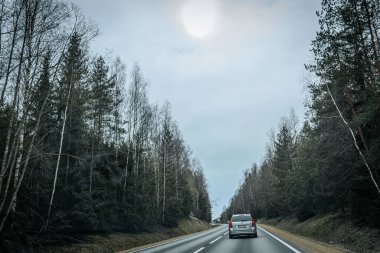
[232,215,251,222]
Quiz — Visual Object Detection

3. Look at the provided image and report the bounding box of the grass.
[30,218,211,253]
[260,213,380,253]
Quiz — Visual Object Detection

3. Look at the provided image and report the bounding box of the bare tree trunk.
[142,151,146,191]
[0,54,66,233]
[65,116,71,186]
[122,109,133,203]
[248,183,255,206]
[155,155,160,221]
[46,75,73,229]
[175,155,179,202]
[0,11,27,194]
[241,194,246,213]
[135,138,139,177]
[89,119,96,194]
[0,0,6,79]
[326,83,380,195]
[0,138,20,214]
[89,134,94,194]
[195,192,199,214]
[162,145,166,223]
[115,113,119,161]
[0,2,22,105]
[122,140,130,204]
[0,0,4,37]
[12,6,36,211]
[0,91,51,231]
[12,128,24,212]
[363,0,380,75]
[344,86,371,154]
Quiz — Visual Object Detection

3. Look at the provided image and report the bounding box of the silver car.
[228,214,257,238]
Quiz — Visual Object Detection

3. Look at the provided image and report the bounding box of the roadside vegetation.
[0,0,211,251]
[30,218,210,253]
[222,0,380,247]
[261,214,380,253]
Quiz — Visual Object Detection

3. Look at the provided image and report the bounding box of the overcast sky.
[75,0,321,219]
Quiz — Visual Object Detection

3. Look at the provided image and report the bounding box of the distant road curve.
[118,224,305,253]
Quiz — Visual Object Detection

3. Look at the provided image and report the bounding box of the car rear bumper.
[229,226,257,236]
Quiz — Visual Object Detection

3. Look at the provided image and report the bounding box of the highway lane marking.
[258,226,301,253]
[125,225,225,253]
[223,232,228,235]
[193,247,205,253]
[209,236,222,244]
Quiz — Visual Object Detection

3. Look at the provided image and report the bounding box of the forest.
[0,0,211,241]
[222,0,380,226]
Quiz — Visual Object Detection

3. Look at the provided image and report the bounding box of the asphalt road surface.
[124,224,305,253]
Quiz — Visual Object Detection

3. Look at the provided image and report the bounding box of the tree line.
[222,0,380,226]
[0,0,211,239]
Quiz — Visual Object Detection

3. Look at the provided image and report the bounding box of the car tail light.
[251,216,255,225]
[229,218,233,228]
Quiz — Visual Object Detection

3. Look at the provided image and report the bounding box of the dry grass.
[260,213,380,253]
[259,224,349,253]
[31,218,211,253]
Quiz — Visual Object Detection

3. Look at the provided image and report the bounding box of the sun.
[181,0,218,39]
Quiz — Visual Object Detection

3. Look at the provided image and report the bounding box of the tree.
[0,0,83,233]
[46,32,89,229]
[224,0,380,227]
[0,0,212,243]
[88,56,115,193]
[307,0,380,223]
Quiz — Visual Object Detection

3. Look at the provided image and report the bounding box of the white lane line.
[258,226,301,253]
[125,225,226,253]
[209,236,222,244]
[193,247,205,253]
[223,231,228,235]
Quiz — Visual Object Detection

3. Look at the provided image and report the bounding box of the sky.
[75,0,321,219]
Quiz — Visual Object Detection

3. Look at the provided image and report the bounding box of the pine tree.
[307,0,380,223]
[47,32,91,231]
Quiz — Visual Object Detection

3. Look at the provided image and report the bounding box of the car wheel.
[229,234,233,239]
[253,233,257,238]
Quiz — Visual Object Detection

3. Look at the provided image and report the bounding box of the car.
[228,213,257,239]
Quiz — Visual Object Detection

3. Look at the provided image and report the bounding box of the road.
[122,224,305,253]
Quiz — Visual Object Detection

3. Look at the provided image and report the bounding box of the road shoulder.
[259,224,351,253]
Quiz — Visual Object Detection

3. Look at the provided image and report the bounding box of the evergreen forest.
[0,0,212,240]
[223,0,380,227]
